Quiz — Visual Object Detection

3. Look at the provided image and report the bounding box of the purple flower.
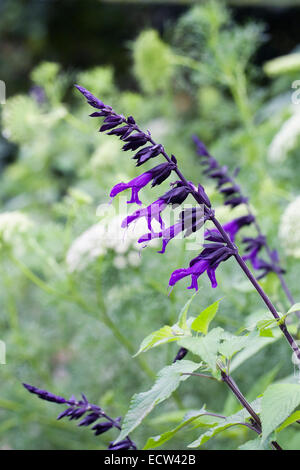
[75,85,107,110]
[242,235,266,266]
[122,132,149,152]
[192,137,211,157]
[23,383,67,404]
[205,215,255,243]
[122,198,168,231]
[92,421,114,435]
[30,85,46,104]
[133,144,163,166]
[122,183,191,231]
[224,195,248,208]
[138,207,209,253]
[173,347,188,362]
[139,222,184,253]
[23,383,137,449]
[169,242,236,291]
[193,136,247,208]
[110,163,175,205]
[108,438,134,451]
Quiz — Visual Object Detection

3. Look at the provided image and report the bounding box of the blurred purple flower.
[23,383,136,449]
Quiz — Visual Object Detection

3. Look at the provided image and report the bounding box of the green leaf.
[287,303,300,315]
[177,292,198,330]
[246,364,280,403]
[191,299,221,334]
[144,407,211,450]
[116,360,201,442]
[134,325,184,356]
[230,333,280,373]
[261,383,300,440]
[238,437,271,450]
[277,410,300,433]
[219,334,250,359]
[179,327,224,373]
[188,399,261,448]
[149,410,188,426]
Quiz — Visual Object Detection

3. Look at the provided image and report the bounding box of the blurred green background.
[1,0,300,450]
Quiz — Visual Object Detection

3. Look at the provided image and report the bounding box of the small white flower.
[66,213,151,272]
[127,251,141,267]
[268,111,300,163]
[279,196,300,258]
[66,223,106,272]
[0,211,32,246]
[113,255,127,270]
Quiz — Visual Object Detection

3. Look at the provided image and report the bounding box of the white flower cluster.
[279,196,300,258]
[268,109,300,163]
[66,214,155,272]
[0,211,32,247]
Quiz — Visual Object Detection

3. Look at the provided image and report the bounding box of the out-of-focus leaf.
[116,360,201,442]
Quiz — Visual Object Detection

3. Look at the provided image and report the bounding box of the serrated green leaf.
[134,325,184,357]
[177,292,198,329]
[188,399,261,448]
[116,360,201,442]
[179,327,224,373]
[144,407,209,450]
[191,299,221,334]
[261,383,300,440]
[277,410,300,432]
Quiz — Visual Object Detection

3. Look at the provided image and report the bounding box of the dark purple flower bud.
[57,407,74,420]
[23,384,67,404]
[75,85,106,109]
[133,144,163,166]
[224,195,248,208]
[161,183,191,206]
[78,412,100,427]
[219,185,240,196]
[107,125,134,140]
[242,235,266,266]
[196,183,211,207]
[108,438,133,450]
[90,111,107,117]
[110,163,174,205]
[127,116,136,125]
[92,421,114,435]
[209,167,228,180]
[204,229,225,243]
[100,116,124,132]
[173,347,188,362]
[122,133,149,152]
[192,136,211,157]
[69,407,87,420]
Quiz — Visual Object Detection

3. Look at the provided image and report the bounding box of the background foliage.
[1,0,300,450]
